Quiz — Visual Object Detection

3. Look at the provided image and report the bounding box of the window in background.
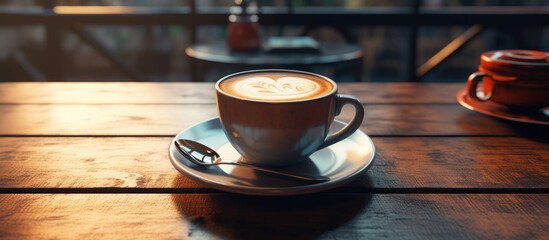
[0,0,547,82]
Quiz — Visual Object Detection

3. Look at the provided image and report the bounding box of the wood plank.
[0,82,214,104]
[0,193,546,239]
[369,137,549,190]
[344,82,463,104]
[0,137,196,189]
[0,82,463,104]
[0,137,546,189]
[2,104,546,136]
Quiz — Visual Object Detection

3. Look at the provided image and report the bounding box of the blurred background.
[0,0,547,82]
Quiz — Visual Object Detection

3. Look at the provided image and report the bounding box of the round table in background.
[185,42,364,82]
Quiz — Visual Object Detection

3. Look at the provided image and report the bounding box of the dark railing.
[0,0,547,81]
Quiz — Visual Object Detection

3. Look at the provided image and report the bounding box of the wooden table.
[0,82,547,239]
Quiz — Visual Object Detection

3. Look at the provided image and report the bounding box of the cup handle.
[466,72,493,102]
[319,94,365,149]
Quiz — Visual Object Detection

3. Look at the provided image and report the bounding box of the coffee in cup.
[216,69,364,167]
[218,71,334,102]
[466,50,549,109]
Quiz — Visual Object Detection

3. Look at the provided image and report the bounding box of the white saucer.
[168,117,375,196]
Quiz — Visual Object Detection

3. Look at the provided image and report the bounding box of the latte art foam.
[218,71,334,102]
[235,76,321,101]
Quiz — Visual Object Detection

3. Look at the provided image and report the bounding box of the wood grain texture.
[0,82,463,104]
[0,82,215,104]
[2,104,547,136]
[0,193,546,239]
[0,137,546,190]
[1,82,547,239]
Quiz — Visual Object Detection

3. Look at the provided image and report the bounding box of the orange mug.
[466,50,549,109]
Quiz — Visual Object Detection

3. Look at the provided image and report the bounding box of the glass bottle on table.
[227,0,260,52]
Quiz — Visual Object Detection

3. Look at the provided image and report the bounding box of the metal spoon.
[174,139,330,183]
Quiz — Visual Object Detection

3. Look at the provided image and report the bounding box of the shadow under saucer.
[170,175,374,239]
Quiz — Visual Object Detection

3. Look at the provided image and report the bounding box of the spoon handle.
[222,161,330,183]
[174,139,329,183]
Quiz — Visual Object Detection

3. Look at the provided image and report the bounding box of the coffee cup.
[466,50,549,109]
[215,69,364,167]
